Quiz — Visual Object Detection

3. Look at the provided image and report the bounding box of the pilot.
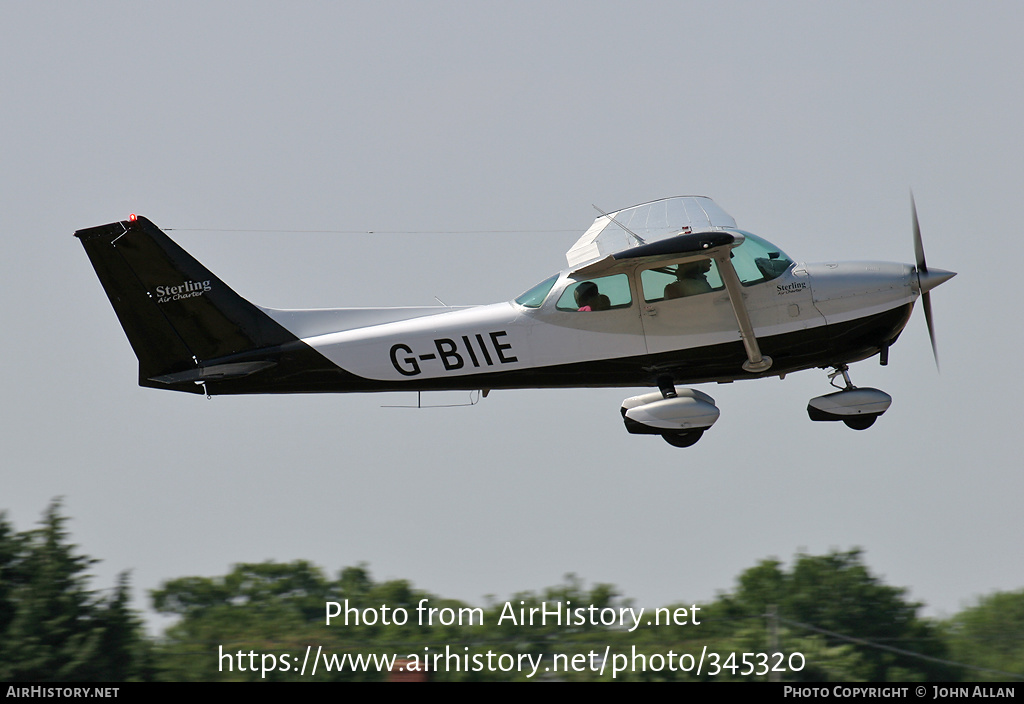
[574,281,600,311]
[664,260,713,299]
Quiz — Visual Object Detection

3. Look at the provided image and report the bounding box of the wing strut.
[712,252,773,373]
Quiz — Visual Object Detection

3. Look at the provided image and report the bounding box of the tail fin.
[75,216,299,392]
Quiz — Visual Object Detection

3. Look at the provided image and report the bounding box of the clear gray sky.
[2,1,1020,625]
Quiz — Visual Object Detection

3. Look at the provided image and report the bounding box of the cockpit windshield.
[514,274,558,308]
[731,231,793,285]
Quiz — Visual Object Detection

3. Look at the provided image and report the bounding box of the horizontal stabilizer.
[149,360,278,385]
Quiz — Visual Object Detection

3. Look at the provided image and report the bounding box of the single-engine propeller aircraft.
[76,196,954,447]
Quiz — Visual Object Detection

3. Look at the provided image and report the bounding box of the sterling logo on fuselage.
[155,280,212,303]
[390,331,518,377]
[776,281,807,295]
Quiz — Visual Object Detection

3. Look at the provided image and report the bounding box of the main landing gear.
[661,430,704,448]
[806,365,892,430]
[622,365,893,447]
[620,376,721,448]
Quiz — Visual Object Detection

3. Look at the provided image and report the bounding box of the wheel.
[662,430,704,448]
[843,415,877,430]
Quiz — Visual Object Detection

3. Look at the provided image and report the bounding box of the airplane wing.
[566,196,737,269]
[568,230,743,279]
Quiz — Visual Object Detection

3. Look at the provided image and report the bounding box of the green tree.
[90,572,154,681]
[152,560,332,680]
[944,589,1024,680]
[152,560,454,680]
[0,501,147,681]
[716,549,955,681]
[0,512,25,675]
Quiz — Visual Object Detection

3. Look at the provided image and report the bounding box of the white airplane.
[75,195,954,447]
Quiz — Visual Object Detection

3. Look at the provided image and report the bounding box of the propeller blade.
[910,192,951,371]
[922,291,939,370]
[911,190,927,274]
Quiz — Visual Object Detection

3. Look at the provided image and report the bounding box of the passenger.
[664,260,713,299]
[574,281,600,311]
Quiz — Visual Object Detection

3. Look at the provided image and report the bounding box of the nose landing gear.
[807,365,892,430]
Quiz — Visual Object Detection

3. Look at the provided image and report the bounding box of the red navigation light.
[129,213,137,222]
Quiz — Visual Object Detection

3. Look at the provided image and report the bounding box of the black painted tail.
[75,216,300,393]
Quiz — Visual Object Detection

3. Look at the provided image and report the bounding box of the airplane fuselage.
[196,256,918,396]
[75,196,953,445]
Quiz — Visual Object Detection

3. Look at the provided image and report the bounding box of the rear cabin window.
[556,273,632,311]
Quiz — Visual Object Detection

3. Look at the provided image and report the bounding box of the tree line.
[1,502,1021,681]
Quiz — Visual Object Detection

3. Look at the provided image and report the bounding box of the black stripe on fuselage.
[189,303,913,396]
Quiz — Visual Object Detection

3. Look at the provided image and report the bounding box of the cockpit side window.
[556,273,632,311]
[514,275,558,308]
[641,260,724,302]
